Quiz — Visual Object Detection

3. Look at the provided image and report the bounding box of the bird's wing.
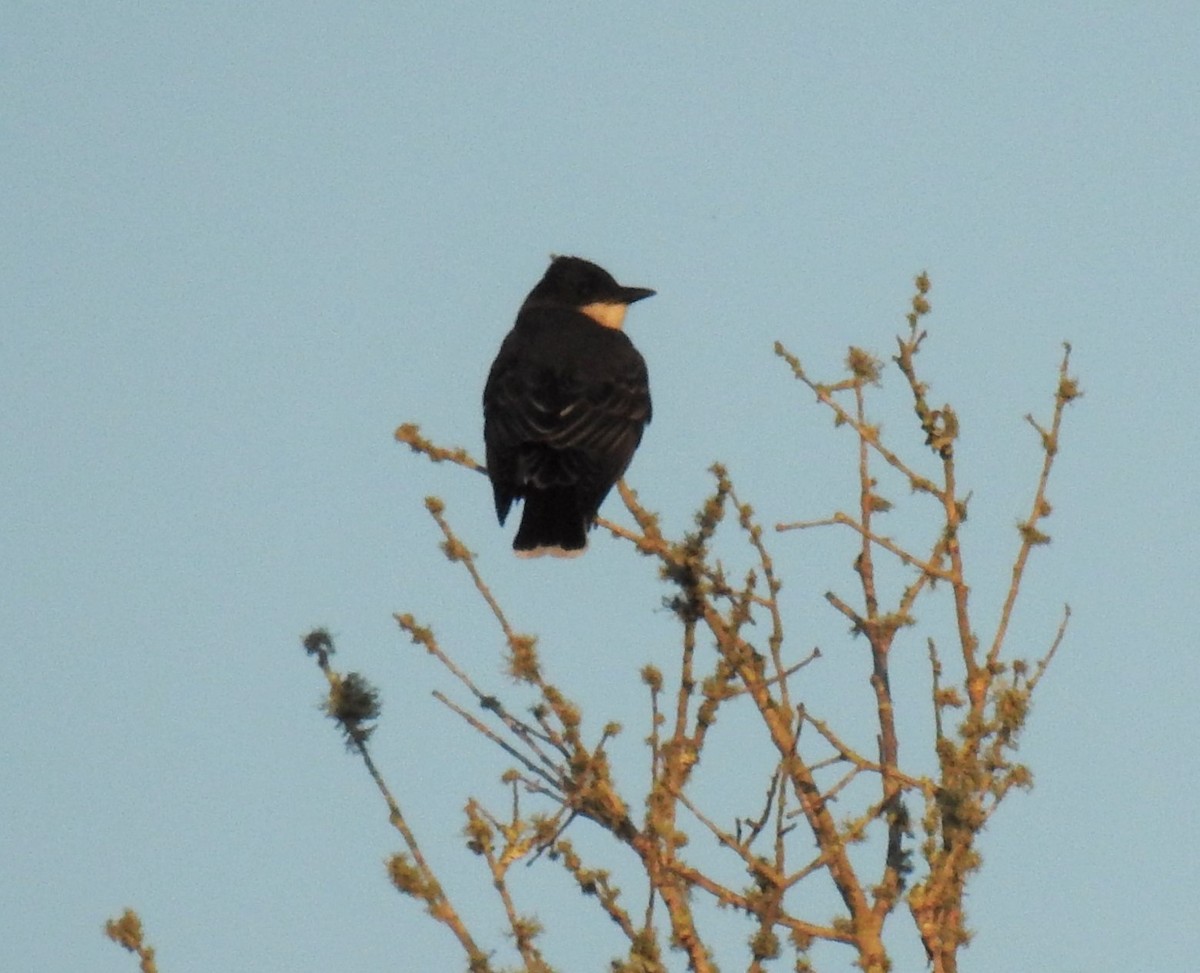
[485,360,648,488]
[540,370,649,457]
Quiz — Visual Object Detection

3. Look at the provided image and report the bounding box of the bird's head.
[524,256,655,329]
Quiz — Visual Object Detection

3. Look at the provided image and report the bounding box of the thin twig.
[986,345,1077,670]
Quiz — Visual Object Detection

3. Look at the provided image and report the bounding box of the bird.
[483,255,654,558]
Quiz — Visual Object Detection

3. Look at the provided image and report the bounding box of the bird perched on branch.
[483,256,654,558]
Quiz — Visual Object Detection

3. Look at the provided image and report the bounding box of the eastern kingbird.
[483,256,654,558]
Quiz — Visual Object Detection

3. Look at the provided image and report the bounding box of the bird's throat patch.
[580,302,628,330]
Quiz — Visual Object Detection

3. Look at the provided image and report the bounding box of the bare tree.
[110,274,1080,972]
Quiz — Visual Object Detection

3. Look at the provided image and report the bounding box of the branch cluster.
[309,273,1079,973]
[102,274,1078,973]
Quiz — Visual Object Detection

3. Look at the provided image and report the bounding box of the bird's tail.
[513,487,589,558]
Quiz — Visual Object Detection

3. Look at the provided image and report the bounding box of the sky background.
[4,3,1198,971]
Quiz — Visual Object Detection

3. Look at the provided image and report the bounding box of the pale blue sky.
[3,3,1197,971]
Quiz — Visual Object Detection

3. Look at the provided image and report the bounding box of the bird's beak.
[619,286,656,305]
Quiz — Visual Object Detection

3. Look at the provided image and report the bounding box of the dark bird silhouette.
[483,256,654,557]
